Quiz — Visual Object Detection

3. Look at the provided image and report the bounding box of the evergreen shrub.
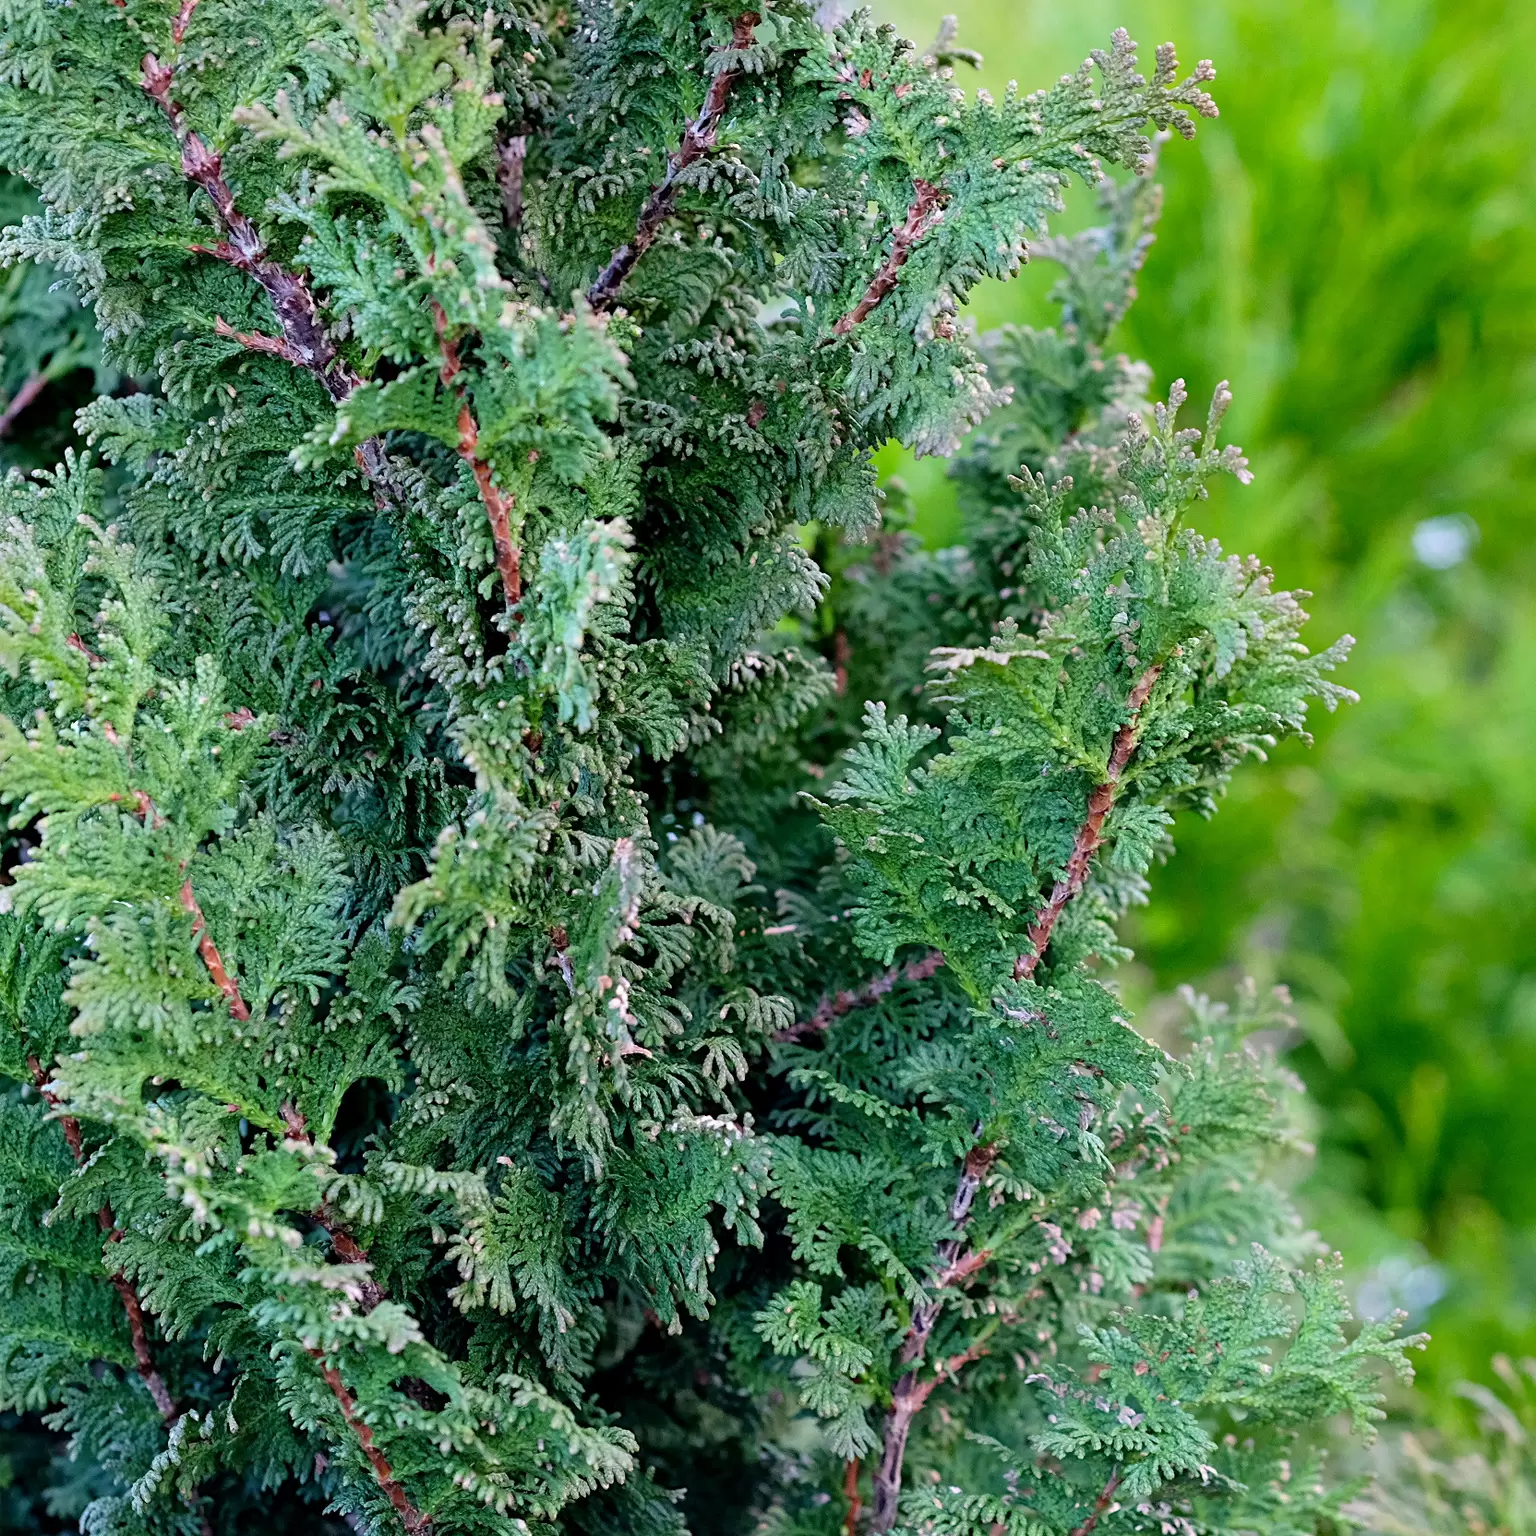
[0,2,1421,1531]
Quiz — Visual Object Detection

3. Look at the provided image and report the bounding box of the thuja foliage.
[0,2,1420,1532]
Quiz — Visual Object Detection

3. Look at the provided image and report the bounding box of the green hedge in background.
[872,0,1536,1410]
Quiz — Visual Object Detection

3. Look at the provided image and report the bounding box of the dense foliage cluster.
[0,2,1419,1532]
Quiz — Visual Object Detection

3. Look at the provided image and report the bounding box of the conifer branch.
[1014,662,1163,981]
[179,877,252,1022]
[28,1056,87,1164]
[309,1350,433,1532]
[832,180,946,336]
[586,11,760,311]
[323,1218,387,1313]
[275,1103,386,1310]
[906,1339,991,1412]
[1068,1470,1123,1536]
[213,314,307,367]
[110,776,383,1380]
[432,304,522,608]
[142,56,357,401]
[283,1110,414,1507]
[105,769,255,1023]
[871,662,1165,1524]
[774,950,945,1042]
[869,1141,998,1531]
[140,53,394,492]
[169,0,201,46]
[108,1272,179,1422]
[0,9,1390,1526]
[65,632,104,666]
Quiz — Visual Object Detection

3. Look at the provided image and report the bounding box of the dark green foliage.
[0,2,1415,1532]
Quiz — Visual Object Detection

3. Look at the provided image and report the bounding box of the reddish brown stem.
[586,12,760,310]
[0,371,47,439]
[27,1055,85,1164]
[310,1351,432,1532]
[433,307,522,608]
[774,950,945,1043]
[141,54,393,494]
[904,1340,990,1415]
[26,1056,179,1423]
[123,734,249,1041]
[169,0,200,44]
[65,632,104,666]
[106,788,155,822]
[932,1244,992,1290]
[1014,664,1163,982]
[214,314,307,367]
[1068,1471,1123,1536]
[833,180,946,336]
[464,440,521,605]
[869,1141,998,1531]
[868,666,1167,1523]
[843,1457,863,1536]
[179,878,251,1022]
[324,1220,387,1313]
[110,1274,179,1420]
[279,1104,386,1313]
[143,56,356,402]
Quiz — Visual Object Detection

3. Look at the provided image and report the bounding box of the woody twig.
[586,12,760,310]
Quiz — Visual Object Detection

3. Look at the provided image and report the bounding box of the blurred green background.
[870,0,1536,1418]
[2,0,1532,1433]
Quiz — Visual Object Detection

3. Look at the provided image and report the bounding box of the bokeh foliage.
[872,0,1536,1409]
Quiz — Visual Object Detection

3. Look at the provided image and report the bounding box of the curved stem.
[774,950,945,1043]
[587,12,760,310]
[869,1141,998,1530]
[141,54,395,500]
[309,1351,433,1532]
[833,179,946,335]
[179,878,250,1021]
[1069,1470,1123,1536]
[869,664,1164,1528]
[432,306,522,609]
[1014,663,1162,981]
